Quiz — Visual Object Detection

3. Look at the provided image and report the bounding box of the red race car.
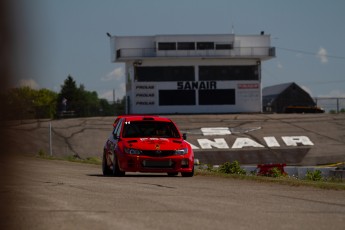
[102,115,194,177]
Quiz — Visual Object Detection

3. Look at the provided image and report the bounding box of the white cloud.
[102,67,124,82]
[99,90,114,101]
[277,61,283,69]
[316,47,328,64]
[99,83,126,101]
[318,89,345,98]
[17,79,40,89]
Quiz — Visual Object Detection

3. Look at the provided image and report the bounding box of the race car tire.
[181,167,194,177]
[102,150,112,176]
[167,172,178,177]
[112,155,125,177]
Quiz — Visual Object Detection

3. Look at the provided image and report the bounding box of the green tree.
[57,75,78,113]
[75,86,100,116]
[114,96,126,115]
[57,75,102,117]
[99,99,115,116]
[34,89,58,118]
[57,75,127,117]
[3,86,57,120]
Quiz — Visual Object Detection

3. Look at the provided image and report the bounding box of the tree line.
[1,75,125,120]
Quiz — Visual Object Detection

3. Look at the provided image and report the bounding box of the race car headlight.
[174,148,188,155]
[124,148,142,155]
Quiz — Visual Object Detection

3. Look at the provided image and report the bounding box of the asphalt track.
[4,114,345,165]
[1,154,345,230]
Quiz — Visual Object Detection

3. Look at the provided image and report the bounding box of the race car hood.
[125,138,185,151]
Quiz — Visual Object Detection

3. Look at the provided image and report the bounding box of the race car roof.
[113,115,167,126]
[123,116,171,122]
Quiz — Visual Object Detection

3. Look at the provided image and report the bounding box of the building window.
[215,43,233,50]
[177,42,195,50]
[159,90,196,105]
[136,66,195,82]
[197,42,214,50]
[199,89,235,105]
[199,66,259,81]
[158,42,176,50]
[116,49,121,58]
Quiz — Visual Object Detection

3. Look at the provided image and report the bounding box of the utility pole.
[49,122,52,156]
[113,89,116,114]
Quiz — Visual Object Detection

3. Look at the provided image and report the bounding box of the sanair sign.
[186,127,314,150]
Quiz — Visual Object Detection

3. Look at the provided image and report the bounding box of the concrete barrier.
[329,169,345,181]
[195,162,339,180]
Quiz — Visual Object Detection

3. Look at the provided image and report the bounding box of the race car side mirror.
[182,133,187,140]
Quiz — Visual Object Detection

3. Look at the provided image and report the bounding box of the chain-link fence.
[3,98,343,122]
[1,105,55,121]
[315,97,345,113]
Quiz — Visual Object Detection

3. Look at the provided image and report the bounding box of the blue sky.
[9,0,345,101]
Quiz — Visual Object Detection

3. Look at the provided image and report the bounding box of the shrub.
[257,164,286,177]
[267,167,285,178]
[218,161,246,175]
[38,149,47,157]
[206,164,215,172]
[305,170,323,181]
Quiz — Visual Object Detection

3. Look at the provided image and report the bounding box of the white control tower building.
[109,33,275,114]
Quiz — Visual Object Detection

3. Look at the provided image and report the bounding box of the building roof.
[262,82,316,111]
[112,33,275,62]
[262,82,295,96]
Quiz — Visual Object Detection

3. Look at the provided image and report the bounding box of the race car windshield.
[122,121,180,138]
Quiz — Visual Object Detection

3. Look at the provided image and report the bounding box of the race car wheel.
[167,172,178,177]
[102,150,112,176]
[112,155,125,177]
[181,167,194,177]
